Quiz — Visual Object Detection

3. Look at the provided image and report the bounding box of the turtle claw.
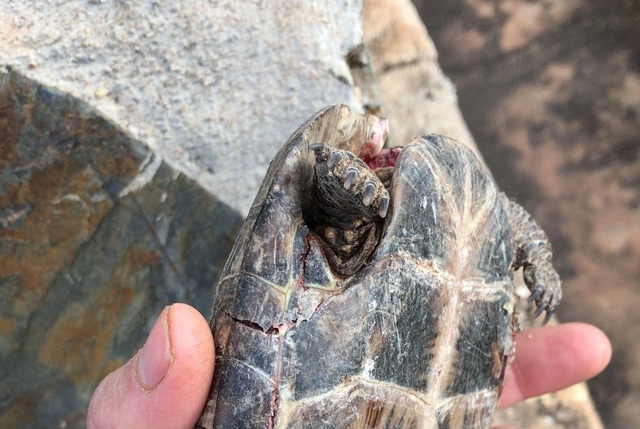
[313,143,388,220]
[327,151,343,169]
[362,181,390,218]
[527,286,544,303]
[362,182,376,206]
[529,292,557,324]
[309,142,324,151]
[533,294,555,325]
[378,195,389,218]
[344,168,359,190]
[508,199,563,324]
[532,301,546,319]
[522,263,561,324]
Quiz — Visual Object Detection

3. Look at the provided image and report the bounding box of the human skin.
[87,303,611,429]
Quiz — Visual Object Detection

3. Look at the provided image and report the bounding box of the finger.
[498,322,611,409]
[87,303,214,429]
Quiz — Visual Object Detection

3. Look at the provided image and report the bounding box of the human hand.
[497,322,611,410]
[87,304,611,429]
[87,304,214,429]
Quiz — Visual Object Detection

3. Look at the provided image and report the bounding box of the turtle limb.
[304,143,389,276]
[505,195,562,324]
[311,143,389,218]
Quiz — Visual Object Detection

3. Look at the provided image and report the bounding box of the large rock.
[0,0,364,214]
[0,69,243,427]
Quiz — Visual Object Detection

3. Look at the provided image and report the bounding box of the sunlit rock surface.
[0,69,243,427]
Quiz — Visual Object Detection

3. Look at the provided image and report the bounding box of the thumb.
[87,303,214,429]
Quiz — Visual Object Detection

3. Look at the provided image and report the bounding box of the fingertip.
[498,322,611,410]
[542,322,611,381]
[154,303,214,428]
[591,325,612,357]
[168,303,215,372]
[136,306,173,390]
[87,304,214,429]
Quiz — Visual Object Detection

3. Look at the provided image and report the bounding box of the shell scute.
[359,258,442,391]
[239,192,306,287]
[445,288,514,396]
[376,135,512,283]
[297,234,335,288]
[214,273,286,332]
[209,355,274,428]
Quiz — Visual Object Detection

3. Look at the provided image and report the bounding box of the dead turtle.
[196,105,562,429]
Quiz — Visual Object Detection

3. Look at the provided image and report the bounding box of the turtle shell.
[197,105,517,429]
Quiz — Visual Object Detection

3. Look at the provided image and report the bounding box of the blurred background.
[412,1,640,428]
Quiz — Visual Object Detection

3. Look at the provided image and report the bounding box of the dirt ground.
[413,1,640,428]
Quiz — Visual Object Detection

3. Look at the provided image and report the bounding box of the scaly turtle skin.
[196,105,561,429]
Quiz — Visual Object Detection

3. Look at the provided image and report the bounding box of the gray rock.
[0,0,365,214]
[0,69,243,428]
